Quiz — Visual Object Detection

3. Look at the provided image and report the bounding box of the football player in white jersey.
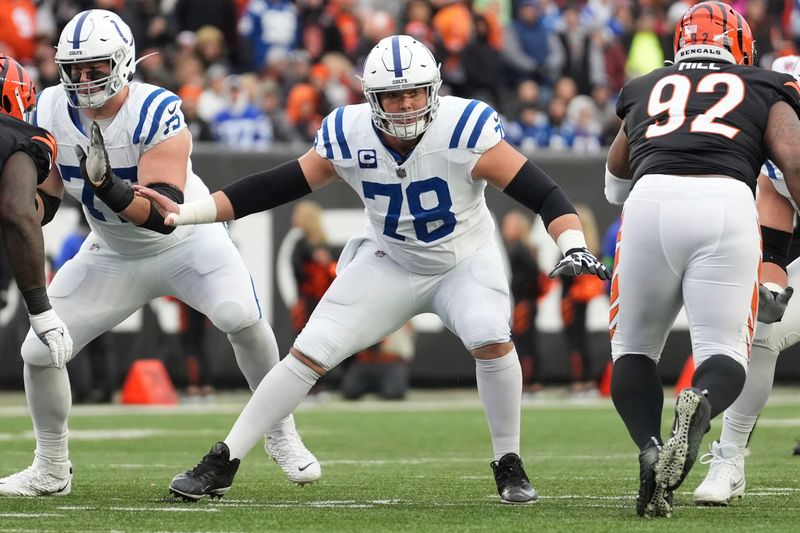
[138,34,609,503]
[692,55,800,507]
[0,10,320,498]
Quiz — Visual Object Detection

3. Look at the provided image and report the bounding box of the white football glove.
[29,309,73,368]
[757,283,794,324]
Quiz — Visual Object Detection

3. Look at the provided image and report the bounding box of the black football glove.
[757,284,793,324]
[549,247,611,280]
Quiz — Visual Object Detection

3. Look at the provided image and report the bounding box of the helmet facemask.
[57,49,131,109]
[364,77,442,141]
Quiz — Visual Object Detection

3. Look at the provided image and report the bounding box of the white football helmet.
[361,35,442,141]
[772,55,800,82]
[55,10,136,109]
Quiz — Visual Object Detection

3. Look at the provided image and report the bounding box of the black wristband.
[22,286,51,314]
[222,160,312,219]
[36,190,61,226]
[503,161,576,227]
[94,173,135,213]
[762,225,792,271]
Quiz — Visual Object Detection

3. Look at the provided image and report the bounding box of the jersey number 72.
[645,73,744,139]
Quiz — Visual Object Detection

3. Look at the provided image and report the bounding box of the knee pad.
[21,331,56,367]
[461,311,511,351]
[208,300,258,334]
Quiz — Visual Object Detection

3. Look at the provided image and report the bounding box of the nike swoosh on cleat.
[298,462,316,471]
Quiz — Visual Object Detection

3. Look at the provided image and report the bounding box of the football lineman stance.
[605,2,800,518]
[138,34,609,503]
[693,55,800,506]
[0,10,319,498]
[0,57,72,371]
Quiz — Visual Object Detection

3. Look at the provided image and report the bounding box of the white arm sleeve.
[605,165,630,205]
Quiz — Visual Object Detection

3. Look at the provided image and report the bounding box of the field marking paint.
[111,507,219,512]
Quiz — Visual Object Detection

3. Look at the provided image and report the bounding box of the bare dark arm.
[606,122,631,178]
[765,101,800,209]
[0,151,49,310]
[0,152,46,291]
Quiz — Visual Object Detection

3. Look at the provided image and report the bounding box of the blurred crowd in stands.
[7,0,797,152]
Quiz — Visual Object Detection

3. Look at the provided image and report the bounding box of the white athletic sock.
[475,348,522,461]
[227,319,279,391]
[224,355,319,460]
[24,364,71,465]
[720,343,780,450]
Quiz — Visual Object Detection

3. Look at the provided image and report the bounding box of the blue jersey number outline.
[59,164,138,222]
[362,177,456,243]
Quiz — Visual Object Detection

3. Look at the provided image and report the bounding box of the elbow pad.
[502,161,576,227]
[761,225,792,271]
[35,190,61,226]
[138,182,184,234]
[604,165,630,205]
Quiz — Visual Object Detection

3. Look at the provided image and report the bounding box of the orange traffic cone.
[120,359,178,405]
[598,360,613,397]
[674,354,695,396]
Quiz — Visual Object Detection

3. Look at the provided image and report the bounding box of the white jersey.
[36,81,211,255]
[761,160,798,211]
[314,96,503,275]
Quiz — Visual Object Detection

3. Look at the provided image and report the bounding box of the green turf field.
[1,389,799,532]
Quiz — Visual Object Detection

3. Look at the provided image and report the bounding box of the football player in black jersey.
[0,56,72,379]
[602,2,800,518]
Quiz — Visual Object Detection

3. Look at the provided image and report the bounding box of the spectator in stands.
[179,84,214,142]
[403,0,435,49]
[0,0,37,63]
[462,13,507,109]
[557,5,606,95]
[238,0,298,70]
[257,80,301,144]
[503,0,564,87]
[212,74,273,150]
[624,8,664,78]
[195,25,231,71]
[172,0,239,67]
[541,97,575,150]
[179,302,215,400]
[289,200,336,336]
[560,204,605,397]
[567,95,603,153]
[285,83,323,144]
[502,210,546,394]
[197,63,229,124]
[340,324,416,401]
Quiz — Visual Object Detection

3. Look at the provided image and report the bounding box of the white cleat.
[693,441,745,506]
[0,463,72,497]
[265,427,321,485]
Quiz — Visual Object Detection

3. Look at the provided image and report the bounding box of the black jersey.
[616,61,800,194]
[0,113,56,185]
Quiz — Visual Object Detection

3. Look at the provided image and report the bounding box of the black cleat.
[169,442,240,501]
[637,444,671,518]
[656,388,711,494]
[491,453,537,504]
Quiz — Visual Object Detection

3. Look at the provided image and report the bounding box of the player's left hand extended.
[549,248,611,280]
[757,283,794,324]
[74,121,112,188]
[29,309,73,368]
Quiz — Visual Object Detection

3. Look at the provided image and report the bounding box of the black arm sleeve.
[762,225,793,271]
[139,182,184,235]
[35,190,61,226]
[222,160,312,219]
[502,161,576,227]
